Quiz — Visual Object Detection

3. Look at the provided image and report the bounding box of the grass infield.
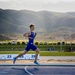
[0,51,75,56]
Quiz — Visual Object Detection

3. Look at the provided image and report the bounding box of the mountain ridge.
[0,8,75,40]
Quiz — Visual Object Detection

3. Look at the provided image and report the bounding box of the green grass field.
[0,51,75,56]
[0,44,75,51]
[0,44,75,56]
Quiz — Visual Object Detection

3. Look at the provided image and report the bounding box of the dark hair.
[29,24,34,28]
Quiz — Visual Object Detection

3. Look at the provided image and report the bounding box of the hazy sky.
[0,0,75,12]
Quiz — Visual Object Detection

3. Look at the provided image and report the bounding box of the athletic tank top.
[28,31,35,43]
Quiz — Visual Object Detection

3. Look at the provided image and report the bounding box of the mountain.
[0,8,75,40]
[0,34,11,40]
[67,12,75,16]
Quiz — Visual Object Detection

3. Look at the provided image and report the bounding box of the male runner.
[13,24,39,65]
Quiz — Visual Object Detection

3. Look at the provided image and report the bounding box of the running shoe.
[13,57,17,64]
[34,61,39,65]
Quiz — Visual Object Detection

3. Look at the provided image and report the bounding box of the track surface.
[0,65,75,75]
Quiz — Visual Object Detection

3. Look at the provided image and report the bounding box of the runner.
[13,24,39,65]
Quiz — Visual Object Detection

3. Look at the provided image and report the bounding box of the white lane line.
[25,66,34,75]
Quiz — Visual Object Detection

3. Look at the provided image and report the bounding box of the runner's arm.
[23,32,29,38]
[23,31,32,39]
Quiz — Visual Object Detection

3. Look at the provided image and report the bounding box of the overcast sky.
[0,0,75,12]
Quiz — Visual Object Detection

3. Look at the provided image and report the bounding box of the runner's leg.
[16,50,28,59]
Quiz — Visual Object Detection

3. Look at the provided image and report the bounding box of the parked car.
[11,41,17,45]
[39,42,43,45]
[44,42,47,45]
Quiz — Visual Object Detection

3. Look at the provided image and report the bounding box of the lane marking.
[25,66,34,75]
